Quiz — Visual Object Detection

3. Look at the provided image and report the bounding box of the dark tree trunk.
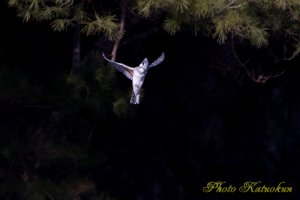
[111,0,126,61]
[72,22,81,72]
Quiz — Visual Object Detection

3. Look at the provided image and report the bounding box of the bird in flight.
[102,52,165,104]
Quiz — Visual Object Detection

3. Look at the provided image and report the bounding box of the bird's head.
[139,58,149,71]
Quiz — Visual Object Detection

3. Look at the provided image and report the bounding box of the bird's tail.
[130,92,140,104]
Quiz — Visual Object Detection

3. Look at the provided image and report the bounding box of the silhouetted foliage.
[1,1,300,200]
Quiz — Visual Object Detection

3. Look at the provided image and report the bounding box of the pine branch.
[136,0,168,17]
[164,18,181,35]
[81,14,120,40]
[174,0,190,13]
[111,0,127,61]
[40,6,70,20]
[231,38,285,83]
[286,40,300,60]
[51,19,74,31]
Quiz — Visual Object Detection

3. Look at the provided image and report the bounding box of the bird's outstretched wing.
[148,52,165,69]
[102,52,134,80]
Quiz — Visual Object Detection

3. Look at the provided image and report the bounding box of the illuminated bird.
[102,52,165,104]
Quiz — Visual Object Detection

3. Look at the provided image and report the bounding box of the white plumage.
[102,52,165,104]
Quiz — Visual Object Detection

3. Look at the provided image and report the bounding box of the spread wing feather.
[102,52,134,80]
[148,52,165,69]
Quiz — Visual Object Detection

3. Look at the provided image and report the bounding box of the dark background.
[1,2,300,200]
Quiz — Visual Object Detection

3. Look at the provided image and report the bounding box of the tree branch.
[111,0,126,61]
[72,22,81,71]
[231,38,285,83]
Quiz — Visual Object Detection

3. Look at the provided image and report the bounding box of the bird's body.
[102,52,165,104]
